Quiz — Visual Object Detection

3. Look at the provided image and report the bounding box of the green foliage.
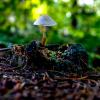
[0,0,100,66]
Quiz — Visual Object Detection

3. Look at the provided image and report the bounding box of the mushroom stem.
[41,32,46,46]
[40,26,47,46]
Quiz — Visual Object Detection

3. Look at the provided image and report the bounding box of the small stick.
[0,48,11,52]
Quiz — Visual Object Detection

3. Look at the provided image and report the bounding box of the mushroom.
[33,15,57,46]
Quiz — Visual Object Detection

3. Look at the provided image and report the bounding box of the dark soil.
[0,41,100,100]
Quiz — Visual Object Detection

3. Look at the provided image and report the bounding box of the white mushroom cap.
[33,15,57,26]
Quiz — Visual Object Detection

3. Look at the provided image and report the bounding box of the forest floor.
[0,42,100,100]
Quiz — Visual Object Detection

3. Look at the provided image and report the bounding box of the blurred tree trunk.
[71,0,77,29]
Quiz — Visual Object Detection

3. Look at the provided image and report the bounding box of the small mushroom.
[33,15,57,46]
